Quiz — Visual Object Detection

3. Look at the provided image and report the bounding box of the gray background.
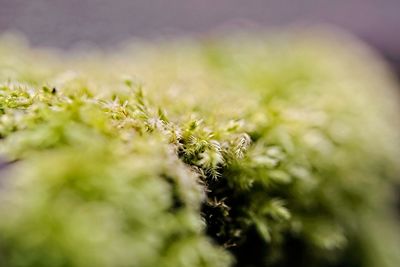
[0,0,399,70]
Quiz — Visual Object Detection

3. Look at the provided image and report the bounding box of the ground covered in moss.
[0,29,399,267]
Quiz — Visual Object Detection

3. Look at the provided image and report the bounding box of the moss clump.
[0,29,399,267]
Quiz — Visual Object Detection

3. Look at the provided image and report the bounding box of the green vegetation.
[0,30,399,267]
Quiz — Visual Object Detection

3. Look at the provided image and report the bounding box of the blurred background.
[0,0,399,75]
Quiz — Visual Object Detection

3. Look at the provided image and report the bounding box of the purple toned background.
[0,0,399,69]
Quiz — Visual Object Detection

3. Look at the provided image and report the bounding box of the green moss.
[0,29,399,267]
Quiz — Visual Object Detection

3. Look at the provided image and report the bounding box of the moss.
[0,29,399,267]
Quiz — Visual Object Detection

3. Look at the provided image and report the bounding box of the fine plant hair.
[0,29,399,267]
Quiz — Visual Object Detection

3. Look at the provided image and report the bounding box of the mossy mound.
[0,29,399,267]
